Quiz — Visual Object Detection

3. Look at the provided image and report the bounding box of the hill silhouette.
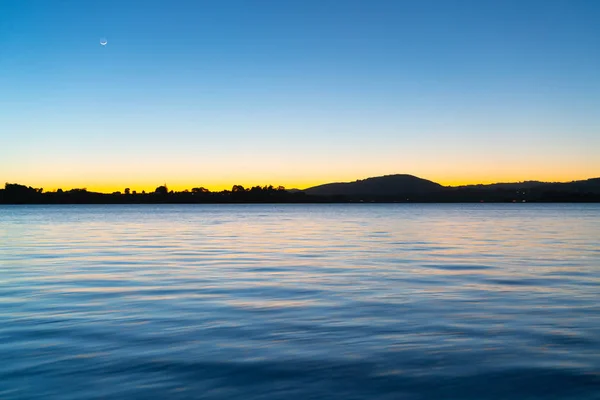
[454,178,600,193]
[304,174,444,196]
[541,178,600,194]
[454,181,550,190]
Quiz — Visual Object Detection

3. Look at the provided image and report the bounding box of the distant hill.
[541,178,600,194]
[454,181,550,190]
[452,178,600,194]
[300,174,600,201]
[303,174,444,196]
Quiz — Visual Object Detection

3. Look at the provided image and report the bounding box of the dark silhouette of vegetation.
[155,185,169,195]
[0,183,308,204]
[1,175,599,204]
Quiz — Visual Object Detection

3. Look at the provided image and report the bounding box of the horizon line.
[4,174,598,195]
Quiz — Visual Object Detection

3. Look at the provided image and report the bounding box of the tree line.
[1,182,599,204]
[0,183,311,204]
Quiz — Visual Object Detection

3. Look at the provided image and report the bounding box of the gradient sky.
[2,0,599,192]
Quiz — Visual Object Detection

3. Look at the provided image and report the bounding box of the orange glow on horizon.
[8,172,597,194]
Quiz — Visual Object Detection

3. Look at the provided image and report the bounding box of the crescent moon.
[100,39,108,46]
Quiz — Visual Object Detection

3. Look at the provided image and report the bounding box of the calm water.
[1,204,599,399]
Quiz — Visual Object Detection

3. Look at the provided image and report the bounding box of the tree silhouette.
[124,188,131,195]
[155,185,168,195]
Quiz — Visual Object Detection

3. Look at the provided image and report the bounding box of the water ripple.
[1,204,599,399]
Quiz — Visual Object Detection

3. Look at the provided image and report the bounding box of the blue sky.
[1,0,599,191]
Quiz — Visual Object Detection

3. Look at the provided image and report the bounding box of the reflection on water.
[1,204,599,399]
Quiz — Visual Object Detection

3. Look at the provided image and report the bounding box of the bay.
[1,204,599,399]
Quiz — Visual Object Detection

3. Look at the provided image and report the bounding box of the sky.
[1,0,599,192]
